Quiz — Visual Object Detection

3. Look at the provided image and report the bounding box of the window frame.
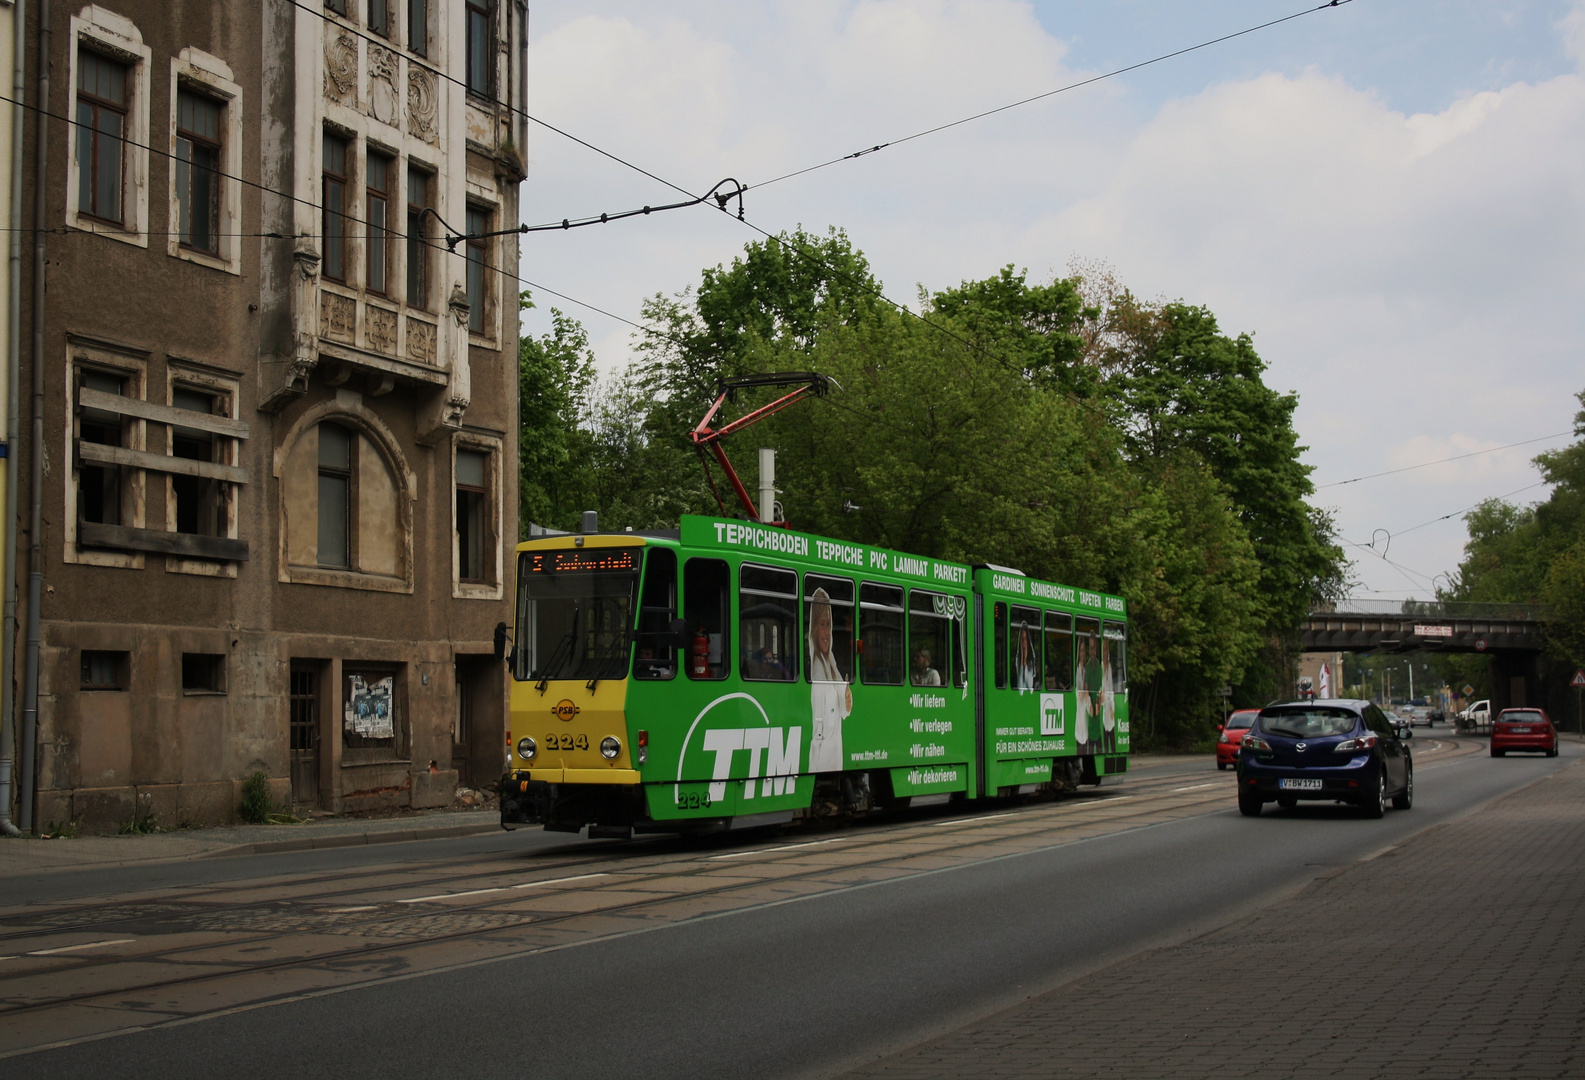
[739,563,799,683]
[465,203,491,336]
[316,421,355,570]
[66,12,151,248]
[906,589,950,689]
[167,52,243,273]
[1009,605,1042,692]
[65,341,148,570]
[322,131,351,283]
[174,88,222,254]
[405,164,434,310]
[683,558,732,681]
[408,0,429,57]
[858,582,906,687]
[465,0,495,97]
[451,434,503,598]
[81,650,131,691]
[368,0,390,38]
[366,149,393,295]
[75,49,128,226]
[163,362,245,577]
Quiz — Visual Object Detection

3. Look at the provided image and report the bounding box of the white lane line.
[928,812,1017,827]
[510,873,609,889]
[711,840,843,860]
[398,887,508,904]
[1173,783,1218,792]
[0,938,136,960]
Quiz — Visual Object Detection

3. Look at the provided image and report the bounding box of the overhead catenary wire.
[1315,432,1573,489]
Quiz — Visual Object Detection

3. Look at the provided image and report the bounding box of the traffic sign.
[1463,684,1475,696]
[1475,639,1488,652]
[1572,670,1585,688]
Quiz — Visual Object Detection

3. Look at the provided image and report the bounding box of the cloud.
[521,1,1585,598]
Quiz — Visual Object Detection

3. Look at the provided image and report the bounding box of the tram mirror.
[668,618,689,651]
[493,621,509,663]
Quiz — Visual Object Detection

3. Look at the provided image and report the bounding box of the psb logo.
[551,699,580,723]
[1039,693,1066,736]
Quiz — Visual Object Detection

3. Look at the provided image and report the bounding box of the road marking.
[711,839,846,860]
[928,812,1017,827]
[0,938,136,960]
[510,873,609,889]
[325,906,377,913]
[398,887,509,904]
[1173,783,1218,792]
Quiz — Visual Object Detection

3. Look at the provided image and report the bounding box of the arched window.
[279,411,412,592]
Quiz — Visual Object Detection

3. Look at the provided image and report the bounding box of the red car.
[1490,708,1559,757]
[1217,709,1261,770]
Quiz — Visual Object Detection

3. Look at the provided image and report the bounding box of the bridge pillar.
[1489,652,1542,715]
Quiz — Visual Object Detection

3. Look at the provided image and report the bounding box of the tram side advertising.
[500,515,1128,834]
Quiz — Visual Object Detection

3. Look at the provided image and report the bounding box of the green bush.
[238,771,272,824]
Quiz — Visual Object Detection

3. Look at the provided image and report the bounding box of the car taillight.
[1242,733,1271,751]
[1334,733,1378,753]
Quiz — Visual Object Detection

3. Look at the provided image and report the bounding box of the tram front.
[500,535,661,836]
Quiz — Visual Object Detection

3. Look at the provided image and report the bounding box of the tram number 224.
[544,733,589,752]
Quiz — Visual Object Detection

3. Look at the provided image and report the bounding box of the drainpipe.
[0,0,24,837]
[18,0,47,833]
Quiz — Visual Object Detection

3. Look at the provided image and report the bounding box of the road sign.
[1463,684,1475,696]
[1218,686,1232,697]
[1475,639,1488,652]
[1572,670,1585,688]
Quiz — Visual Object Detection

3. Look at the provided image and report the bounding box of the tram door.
[288,663,320,807]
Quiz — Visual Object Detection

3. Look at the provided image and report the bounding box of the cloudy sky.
[517,0,1585,604]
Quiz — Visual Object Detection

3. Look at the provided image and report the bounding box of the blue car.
[1237,699,1412,819]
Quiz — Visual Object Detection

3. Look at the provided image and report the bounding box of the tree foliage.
[518,234,1344,747]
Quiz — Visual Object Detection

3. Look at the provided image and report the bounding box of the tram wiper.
[535,611,580,695]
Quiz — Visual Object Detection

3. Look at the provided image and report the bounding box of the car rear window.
[1256,707,1358,738]
[1226,711,1258,728]
[1500,711,1544,723]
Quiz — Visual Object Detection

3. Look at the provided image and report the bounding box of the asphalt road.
[12,740,1572,1079]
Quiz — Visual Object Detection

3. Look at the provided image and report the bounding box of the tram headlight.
[600,736,621,760]
[517,737,537,760]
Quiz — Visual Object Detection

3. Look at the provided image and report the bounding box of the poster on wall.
[344,674,395,739]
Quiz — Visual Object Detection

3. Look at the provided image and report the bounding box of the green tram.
[500,514,1130,836]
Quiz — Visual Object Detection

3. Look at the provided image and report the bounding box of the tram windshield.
[514,548,638,683]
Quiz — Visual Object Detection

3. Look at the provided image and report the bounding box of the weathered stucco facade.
[18,1,524,831]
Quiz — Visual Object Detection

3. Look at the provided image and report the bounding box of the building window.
[325,0,348,16]
[77,369,128,526]
[76,50,128,224]
[368,0,389,37]
[322,132,349,282]
[465,205,489,334]
[409,0,428,57]
[170,387,223,536]
[317,422,352,569]
[175,89,221,253]
[367,151,392,295]
[343,668,404,759]
[406,166,431,309]
[81,650,130,690]
[455,449,487,582]
[466,0,493,96]
[181,653,226,693]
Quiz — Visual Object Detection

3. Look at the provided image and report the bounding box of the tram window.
[1075,616,1102,703]
[994,602,1008,689]
[1044,611,1074,691]
[1103,621,1127,694]
[907,590,949,688]
[805,575,854,685]
[633,547,678,680]
[1009,606,1041,691]
[859,582,905,685]
[683,558,731,680]
[740,563,798,682]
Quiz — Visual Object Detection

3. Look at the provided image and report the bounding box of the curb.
[202,820,502,858]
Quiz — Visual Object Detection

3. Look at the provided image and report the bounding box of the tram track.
[0,781,1242,1026]
[0,737,1481,1045]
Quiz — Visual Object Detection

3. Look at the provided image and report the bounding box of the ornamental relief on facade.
[366,306,398,355]
[368,44,400,126]
[320,291,356,344]
[324,32,358,105]
[407,66,438,144]
[406,317,437,365]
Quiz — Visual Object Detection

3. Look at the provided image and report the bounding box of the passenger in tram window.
[635,644,673,680]
[807,588,852,773]
[911,648,941,687]
[1014,626,1038,692]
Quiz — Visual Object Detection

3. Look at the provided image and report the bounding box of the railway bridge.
[1299,602,1565,721]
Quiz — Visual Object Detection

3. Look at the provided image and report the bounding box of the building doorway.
[289,664,320,807]
[454,655,500,788]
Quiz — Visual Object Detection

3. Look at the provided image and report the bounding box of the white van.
[1459,699,1490,729]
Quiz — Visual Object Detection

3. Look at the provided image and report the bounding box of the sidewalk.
[843,759,1585,1080]
[0,806,500,875]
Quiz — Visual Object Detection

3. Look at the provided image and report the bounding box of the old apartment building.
[14,1,525,830]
